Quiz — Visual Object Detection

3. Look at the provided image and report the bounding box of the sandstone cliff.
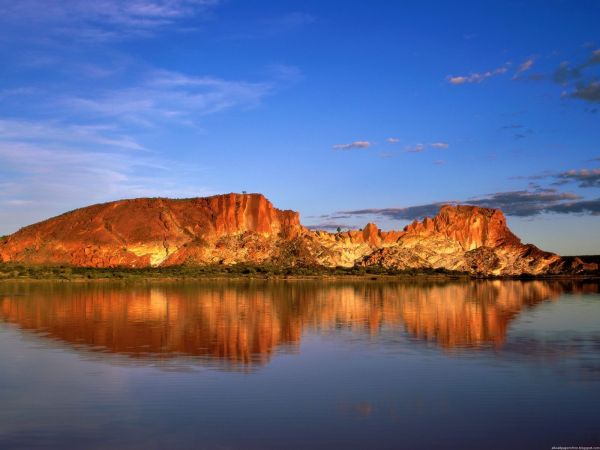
[0,193,596,276]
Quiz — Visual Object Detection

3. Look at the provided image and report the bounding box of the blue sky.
[0,0,599,254]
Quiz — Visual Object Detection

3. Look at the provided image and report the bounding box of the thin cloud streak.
[556,168,600,188]
[513,58,535,79]
[430,142,449,149]
[0,119,146,151]
[328,187,593,223]
[332,141,371,150]
[447,64,509,85]
[0,0,220,41]
[60,70,273,127]
[0,141,212,234]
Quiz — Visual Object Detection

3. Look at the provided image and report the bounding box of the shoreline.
[0,263,598,283]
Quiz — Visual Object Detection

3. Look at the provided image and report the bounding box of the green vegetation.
[0,262,468,281]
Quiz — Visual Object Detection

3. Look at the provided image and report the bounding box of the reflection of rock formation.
[0,281,594,365]
[397,281,561,348]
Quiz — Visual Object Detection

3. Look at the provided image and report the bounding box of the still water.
[0,279,599,449]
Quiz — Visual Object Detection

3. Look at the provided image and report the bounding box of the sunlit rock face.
[0,281,588,366]
[0,193,596,275]
[0,193,302,268]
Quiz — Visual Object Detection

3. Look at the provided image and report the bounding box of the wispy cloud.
[58,69,273,127]
[332,141,371,150]
[0,119,145,151]
[222,11,316,40]
[0,115,216,234]
[554,48,600,84]
[405,143,426,153]
[430,142,449,149]
[338,203,448,221]
[571,81,600,103]
[447,64,510,85]
[323,186,593,223]
[0,0,219,41]
[555,169,600,188]
[306,222,357,231]
[0,139,211,234]
[405,142,449,152]
[550,48,600,104]
[514,167,600,188]
[512,58,535,80]
[386,137,399,143]
[465,188,582,216]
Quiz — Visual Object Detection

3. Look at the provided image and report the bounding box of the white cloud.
[513,58,535,79]
[58,70,272,127]
[0,0,219,41]
[386,137,399,143]
[405,143,426,153]
[447,64,510,85]
[0,140,212,234]
[332,141,371,150]
[0,119,145,151]
[430,142,449,149]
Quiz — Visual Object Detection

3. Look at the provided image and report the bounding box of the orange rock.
[0,195,595,276]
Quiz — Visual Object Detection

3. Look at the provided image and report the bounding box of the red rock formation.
[403,205,520,250]
[0,193,302,268]
[0,194,596,275]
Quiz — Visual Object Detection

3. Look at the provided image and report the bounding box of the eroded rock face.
[0,193,302,268]
[0,194,596,276]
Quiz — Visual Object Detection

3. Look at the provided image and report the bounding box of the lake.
[1,279,599,449]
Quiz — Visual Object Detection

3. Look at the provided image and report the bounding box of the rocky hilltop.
[0,193,596,276]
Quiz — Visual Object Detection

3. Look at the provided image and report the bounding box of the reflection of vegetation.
[0,262,468,281]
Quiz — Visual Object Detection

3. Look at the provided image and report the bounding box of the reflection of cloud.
[338,402,374,418]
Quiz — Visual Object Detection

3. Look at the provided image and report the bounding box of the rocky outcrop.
[0,193,302,268]
[0,193,596,276]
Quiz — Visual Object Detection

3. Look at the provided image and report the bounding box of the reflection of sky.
[0,283,599,448]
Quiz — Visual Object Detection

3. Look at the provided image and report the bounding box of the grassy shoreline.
[0,263,598,283]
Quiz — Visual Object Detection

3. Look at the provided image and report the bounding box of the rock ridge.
[0,193,596,276]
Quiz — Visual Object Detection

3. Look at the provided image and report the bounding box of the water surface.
[1,279,599,449]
